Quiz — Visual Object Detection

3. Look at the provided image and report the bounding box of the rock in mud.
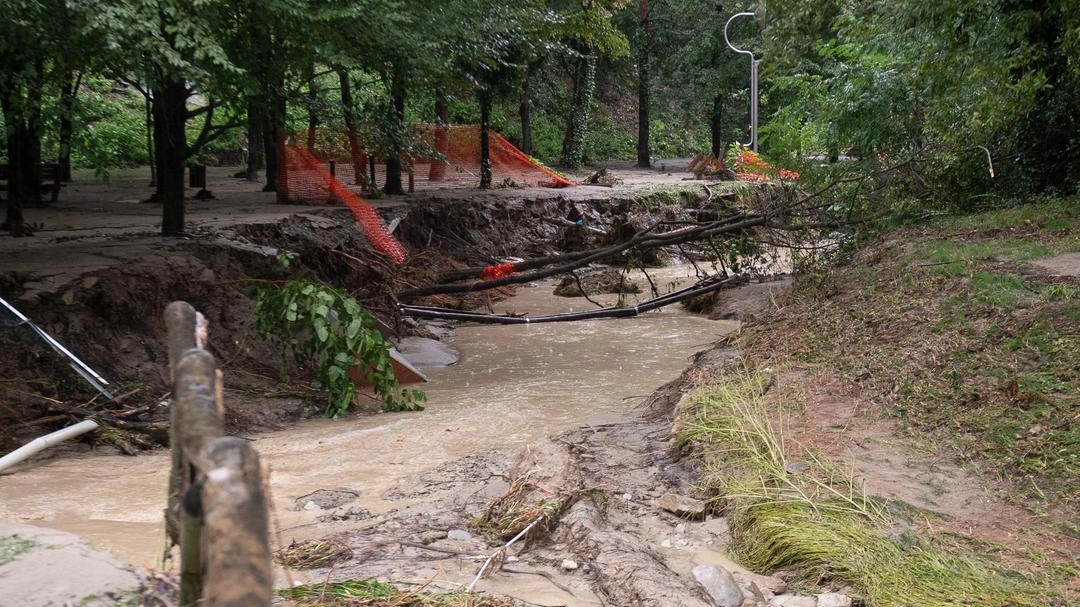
[446,529,473,541]
[0,523,142,607]
[732,571,787,595]
[692,563,744,607]
[293,488,360,510]
[654,493,707,519]
[560,558,579,570]
[815,592,852,607]
[770,594,816,607]
[553,267,642,297]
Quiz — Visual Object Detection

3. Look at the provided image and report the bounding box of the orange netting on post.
[280,143,408,263]
[285,125,574,191]
[413,124,575,188]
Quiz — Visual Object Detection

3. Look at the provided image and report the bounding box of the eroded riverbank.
[0,266,736,573]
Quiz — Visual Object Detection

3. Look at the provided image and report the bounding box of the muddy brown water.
[0,266,737,571]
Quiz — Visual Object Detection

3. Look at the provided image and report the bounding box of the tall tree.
[0,0,94,233]
[636,0,651,167]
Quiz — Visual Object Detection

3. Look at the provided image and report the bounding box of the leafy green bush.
[253,280,425,417]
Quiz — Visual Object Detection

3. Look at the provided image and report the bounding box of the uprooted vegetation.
[666,199,1079,603]
[676,370,1055,606]
[279,579,515,607]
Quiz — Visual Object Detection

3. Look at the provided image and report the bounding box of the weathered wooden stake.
[164,301,272,606]
[164,301,197,545]
[201,437,273,607]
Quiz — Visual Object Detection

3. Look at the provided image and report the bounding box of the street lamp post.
[724,11,760,151]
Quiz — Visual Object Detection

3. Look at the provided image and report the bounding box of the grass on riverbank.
[744,198,1078,506]
[279,579,514,607]
[677,371,1049,606]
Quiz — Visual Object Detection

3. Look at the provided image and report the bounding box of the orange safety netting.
[290,124,574,190]
[413,124,575,188]
[280,143,408,263]
[733,147,800,182]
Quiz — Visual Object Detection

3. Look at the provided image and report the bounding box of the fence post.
[164,301,272,607]
[201,437,273,607]
[174,349,222,607]
[164,301,197,545]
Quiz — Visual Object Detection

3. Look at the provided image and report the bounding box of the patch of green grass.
[279,579,514,607]
[969,271,1028,307]
[0,535,37,566]
[935,197,1079,233]
[677,372,1050,607]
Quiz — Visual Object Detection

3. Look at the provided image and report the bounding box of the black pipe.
[398,275,745,325]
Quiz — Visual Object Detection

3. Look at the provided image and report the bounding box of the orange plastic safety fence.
[480,262,517,280]
[281,143,408,264]
[734,148,800,182]
[290,125,574,189]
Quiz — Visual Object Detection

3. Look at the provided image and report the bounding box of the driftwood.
[400,274,747,324]
[164,301,271,607]
[396,214,765,299]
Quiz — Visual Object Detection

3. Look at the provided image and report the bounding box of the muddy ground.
[0,164,711,448]
[1,167,1072,606]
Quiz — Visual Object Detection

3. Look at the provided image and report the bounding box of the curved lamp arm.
[724,12,756,56]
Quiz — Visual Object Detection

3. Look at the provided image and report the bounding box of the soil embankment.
[3,170,1072,606]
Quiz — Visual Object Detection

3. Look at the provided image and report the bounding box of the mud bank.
[0,180,716,451]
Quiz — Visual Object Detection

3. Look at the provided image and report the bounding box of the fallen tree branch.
[397,215,763,299]
[399,275,746,324]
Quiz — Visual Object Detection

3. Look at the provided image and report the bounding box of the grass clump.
[274,538,353,569]
[472,474,568,541]
[677,369,1048,607]
[279,579,514,607]
[0,535,37,566]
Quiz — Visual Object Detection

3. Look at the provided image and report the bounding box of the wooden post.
[201,437,272,607]
[164,301,197,545]
[164,301,273,607]
[174,349,222,607]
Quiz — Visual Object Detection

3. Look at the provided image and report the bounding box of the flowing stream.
[0,266,738,569]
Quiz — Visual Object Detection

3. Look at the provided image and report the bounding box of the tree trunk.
[155,77,189,236]
[560,48,596,169]
[145,86,157,187]
[2,110,32,231]
[519,64,535,156]
[479,90,492,189]
[383,71,406,195]
[305,63,318,152]
[57,72,80,182]
[337,68,367,187]
[710,94,724,158]
[261,93,284,196]
[636,0,651,168]
[245,98,264,181]
[429,90,449,182]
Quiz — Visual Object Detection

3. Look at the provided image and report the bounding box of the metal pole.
[724,12,760,151]
[0,296,113,398]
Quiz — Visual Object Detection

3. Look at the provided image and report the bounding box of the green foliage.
[761,0,1080,201]
[60,78,149,172]
[0,536,37,566]
[253,280,425,417]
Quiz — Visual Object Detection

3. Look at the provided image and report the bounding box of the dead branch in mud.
[399,274,747,324]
